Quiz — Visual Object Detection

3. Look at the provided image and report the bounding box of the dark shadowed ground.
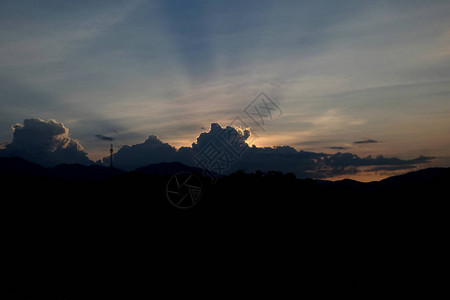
[2,157,448,297]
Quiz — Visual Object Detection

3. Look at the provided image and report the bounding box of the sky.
[1,0,450,181]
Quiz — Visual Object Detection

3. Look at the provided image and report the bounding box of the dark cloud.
[329,146,349,150]
[354,139,379,144]
[102,135,180,171]
[232,151,434,179]
[233,146,326,178]
[0,118,93,167]
[102,123,251,171]
[188,125,433,178]
[324,153,432,168]
[367,165,417,172]
[95,134,114,142]
[97,123,434,178]
[192,123,250,152]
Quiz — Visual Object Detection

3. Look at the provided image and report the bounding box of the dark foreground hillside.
[2,157,449,297]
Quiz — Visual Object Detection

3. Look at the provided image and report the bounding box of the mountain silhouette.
[0,156,123,180]
[315,167,450,193]
[378,167,450,186]
[0,156,44,176]
[46,163,124,180]
[1,156,449,194]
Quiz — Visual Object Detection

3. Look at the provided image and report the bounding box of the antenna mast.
[110,143,113,169]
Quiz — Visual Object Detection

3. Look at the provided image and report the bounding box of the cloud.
[188,124,432,178]
[102,134,180,171]
[353,139,379,144]
[95,134,114,142]
[1,119,432,179]
[192,123,250,152]
[0,118,93,167]
[329,146,349,150]
[102,123,252,171]
[0,0,144,67]
[323,153,433,169]
[101,122,434,179]
[233,150,434,179]
[234,146,326,178]
[367,165,417,172]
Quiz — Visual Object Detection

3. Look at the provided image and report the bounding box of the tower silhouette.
[109,143,113,169]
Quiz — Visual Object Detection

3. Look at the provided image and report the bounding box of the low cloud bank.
[0,119,434,177]
[101,123,434,178]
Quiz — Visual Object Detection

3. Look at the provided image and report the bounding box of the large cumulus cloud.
[102,135,182,171]
[192,123,250,152]
[103,123,250,171]
[0,118,93,167]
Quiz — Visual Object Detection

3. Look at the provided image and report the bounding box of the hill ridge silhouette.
[1,156,449,186]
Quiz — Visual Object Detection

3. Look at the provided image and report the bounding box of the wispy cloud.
[354,139,379,144]
[0,0,144,66]
[94,134,114,142]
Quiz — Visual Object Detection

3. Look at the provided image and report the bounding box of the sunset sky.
[1,0,449,181]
